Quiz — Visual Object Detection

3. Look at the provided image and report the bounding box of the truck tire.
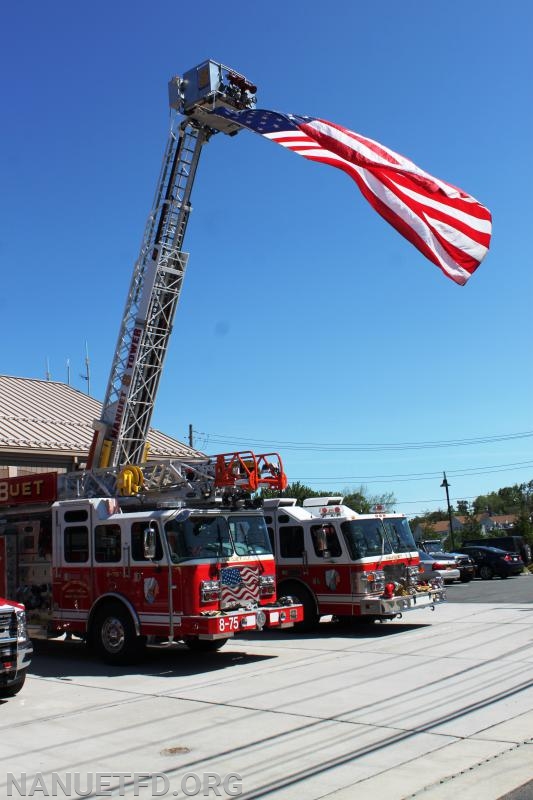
[278,582,319,632]
[479,565,493,580]
[184,637,228,652]
[0,672,26,698]
[91,603,145,665]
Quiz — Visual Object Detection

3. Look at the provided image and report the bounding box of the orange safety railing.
[214,451,287,493]
[255,452,287,491]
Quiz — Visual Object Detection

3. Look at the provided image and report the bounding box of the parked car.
[451,552,476,583]
[417,550,460,584]
[419,542,475,583]
[460,546,525,580]
[463,536,531,565]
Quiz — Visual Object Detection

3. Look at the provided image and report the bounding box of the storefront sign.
[0,472,57,506]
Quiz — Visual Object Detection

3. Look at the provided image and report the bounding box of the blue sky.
[2,1,532,517]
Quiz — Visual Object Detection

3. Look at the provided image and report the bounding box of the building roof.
[478,513,518,525]
[0,375,201,462]
[418,519,450,533]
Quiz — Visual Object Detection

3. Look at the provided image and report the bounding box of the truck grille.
[0,611,17,641]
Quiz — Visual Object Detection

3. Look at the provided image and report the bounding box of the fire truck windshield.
[381,517,417,552]
[228,515,272,556]
[163,514,272,561]
[340,519,393,560]
[164,516,233,561]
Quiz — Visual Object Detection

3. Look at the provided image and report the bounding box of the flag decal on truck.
[220,566,259,608]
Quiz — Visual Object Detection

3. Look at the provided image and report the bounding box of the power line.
[293,459,533,484]
[193,428,533,452]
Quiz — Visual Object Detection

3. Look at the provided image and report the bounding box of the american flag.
[214,107,491,286]
[220,566,258,608]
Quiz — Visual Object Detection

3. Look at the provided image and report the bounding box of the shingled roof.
[0,375,201,464]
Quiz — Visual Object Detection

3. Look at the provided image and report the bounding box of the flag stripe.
[350,165,473,283]
[213,107,492,285]
[272,140,482,279]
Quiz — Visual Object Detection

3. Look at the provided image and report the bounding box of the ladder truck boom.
[88,61,257,474]
[0,64,306,666]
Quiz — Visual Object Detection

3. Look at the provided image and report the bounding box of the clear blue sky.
[2,1,532,518]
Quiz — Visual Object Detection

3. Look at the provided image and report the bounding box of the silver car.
[417,550,460,584]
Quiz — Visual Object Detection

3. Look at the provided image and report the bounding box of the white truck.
[263,497,446,629]
[0,595,32,697]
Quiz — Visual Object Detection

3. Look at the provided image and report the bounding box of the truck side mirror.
[143,526,157,560]
[315,526,331,558]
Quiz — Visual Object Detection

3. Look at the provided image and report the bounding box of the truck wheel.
[92,603,145,665]
[184,638,228,652]
[479,565,493,580]
[0,672,26,698]
[279,583,319,632]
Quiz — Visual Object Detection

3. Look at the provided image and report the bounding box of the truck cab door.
[307,523,351,613]
[53,504,93,629]
[92,522,124,600]
[124,521,177,634]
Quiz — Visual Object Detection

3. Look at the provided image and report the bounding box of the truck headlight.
[200,580,221,603]
[259,575,276,596]
[16,610,28,642]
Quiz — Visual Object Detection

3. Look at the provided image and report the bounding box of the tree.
[342,486,396,513]
[409,510,448,533]
[511,504,533,547]
[456,500,469,515]
[455,507,481,545]
[473,491,505,515]
[418,519,437,540]
[342,491,370,513]
[259,481,321,504]
[259,482,396,512]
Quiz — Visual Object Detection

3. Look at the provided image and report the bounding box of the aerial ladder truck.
[0,61,302,663]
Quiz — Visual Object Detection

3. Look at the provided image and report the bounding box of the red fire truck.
[0,62,304,665]
[264,497,446,629]
[0,455,302,664]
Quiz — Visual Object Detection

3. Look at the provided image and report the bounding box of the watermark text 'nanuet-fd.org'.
[6,771,243,797]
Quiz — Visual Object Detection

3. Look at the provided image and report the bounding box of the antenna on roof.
[66,358,71,385]
[80,341,91,396]
[45,358,51,381]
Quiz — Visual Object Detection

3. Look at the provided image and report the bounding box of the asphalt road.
[444,571,533,603]
[2,578,532,800]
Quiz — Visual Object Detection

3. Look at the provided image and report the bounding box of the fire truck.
[263,497,446,629]
[0,61,303,664]
[0,455,302,664]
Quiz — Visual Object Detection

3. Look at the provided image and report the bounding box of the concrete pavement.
[1,586,533,799]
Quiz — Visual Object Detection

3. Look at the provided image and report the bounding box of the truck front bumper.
[359,588,446,617]
[0,637,32,684]
[177,601,304,640]
[16,638,33,671]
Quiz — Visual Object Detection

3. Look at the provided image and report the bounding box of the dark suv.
[460,546,524,580]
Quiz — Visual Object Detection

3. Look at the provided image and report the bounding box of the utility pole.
[80,342,91,396]
[188,424,194,449]
[440,471,455,550]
